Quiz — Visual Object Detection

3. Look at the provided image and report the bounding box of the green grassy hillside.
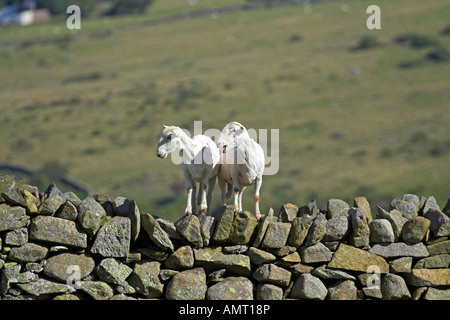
[1,0,449,221]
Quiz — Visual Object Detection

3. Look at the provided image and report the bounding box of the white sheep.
[156,125,220,216]
[216,121,265,220]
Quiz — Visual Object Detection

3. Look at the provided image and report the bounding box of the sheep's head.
[156,125,181,158]
[217,121,246,153]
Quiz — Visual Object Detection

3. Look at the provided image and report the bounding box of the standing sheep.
[156,125,220,216]
[216,122,265,220]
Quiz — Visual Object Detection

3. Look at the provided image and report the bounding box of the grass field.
[1,0,449,221]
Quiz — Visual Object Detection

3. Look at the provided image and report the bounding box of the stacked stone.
[0,175,449,300]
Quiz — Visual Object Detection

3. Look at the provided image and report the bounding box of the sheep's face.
[157,126,180,158]
[217,121,245,153]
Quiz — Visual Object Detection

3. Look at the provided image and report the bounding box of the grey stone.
[363,286,382,299]
[207,269,226,284]
[55,201,78,221]
[18,279,75,297]
[278,203,298,222]
[424,209,450,237]
[327,198,350,219]
[261,222,291,249]
[304,213,327,246]
[327,280,357,300]
[79,281,114,300]
[287,215,314,247]
[406,268,450,287]
[299,242,332,263]
[52,294,82,300]
[207,277,254,300]
[246,247,276,265]
[113,197,141,242]
[11,271,39,284]
[109,293,136,300]
[323,216,349,242]
[159,269,179,282]
[0,175,21,202]
[298,199,318,219]
[422,196,442,215]
[212,205,235,243]
[142,212,174,251]
[197,213,216,247]
[128,261,164,298]
[95,258,133,285]
[138,246,168,261]
[78,197,106,237]
[369,242,429,259]
[22,189,39,214]
[156,217,183,240]
[369,219,395,243]
[279,252,301,265]
[63,192,82,207]
[164,245,194,270]
[312,265,356,281]
[43,252,95,282]
[91,193,114,216]
[424,287,450,300]
[427,240,450,256]
[175,214,203,248]
[389,257,413,273]
[165,268,207,300]
[223,245,248,254]
[414,254,449,269]
[348,207,370,248]
[381,273,411,300]
[390,194,420,219]
[4,228,28,246]
[1,188,26,207]
[252,208,274,247]
[9,243,48,263]
[43,182,66,204]
[90,216,131,257]
[229,211,258,245]
[401,216,430,243]
[252,263,291,287]
[194,248,251,276]
[328,243,389,273]
[0,263,21,295]
[0,205,29,231]
[376,206,408,241]
[39,194,63,216]
[256,283,283,300]
[354,196,373,223]
[290,273,327,300]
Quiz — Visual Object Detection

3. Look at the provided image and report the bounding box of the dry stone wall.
[0,175,449,300]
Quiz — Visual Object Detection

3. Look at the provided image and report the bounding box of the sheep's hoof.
[255,211,261,221]
[200,202,207,213]
[184,207,192,216]
[233,204,239,214]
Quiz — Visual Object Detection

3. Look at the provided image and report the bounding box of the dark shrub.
[104,0,154,16]
[352,35,380,51]
[425,46,450,63]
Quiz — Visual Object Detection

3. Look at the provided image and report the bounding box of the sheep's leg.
[185,184,193,216]
[218,175,227,207]
[231,169,240,214]
[238,186,246,213]
[206,176,216,215]
[254,176,262,220]
[200,178,208,214]
[191,179,197,214]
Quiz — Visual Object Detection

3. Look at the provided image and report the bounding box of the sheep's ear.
[163,125,168,129]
